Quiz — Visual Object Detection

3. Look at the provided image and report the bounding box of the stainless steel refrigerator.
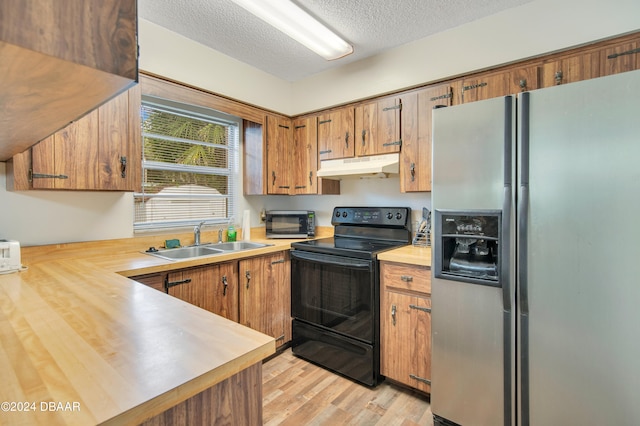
[430,69,640,426]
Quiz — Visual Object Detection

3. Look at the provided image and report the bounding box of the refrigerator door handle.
[519,92,530,316]
[502,96,513,314]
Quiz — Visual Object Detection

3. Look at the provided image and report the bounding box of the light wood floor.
[262,348,433,426]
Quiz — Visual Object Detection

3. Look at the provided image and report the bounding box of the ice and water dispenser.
[433,211,501,285]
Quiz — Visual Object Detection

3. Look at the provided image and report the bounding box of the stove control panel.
[331,207,411,228]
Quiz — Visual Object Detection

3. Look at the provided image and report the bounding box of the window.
[134,96,240,231]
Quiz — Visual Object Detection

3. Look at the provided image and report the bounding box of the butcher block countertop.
[0,227,331,425]
[378,244,432,267]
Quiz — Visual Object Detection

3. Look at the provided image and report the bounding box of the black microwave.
[265,210,315,239]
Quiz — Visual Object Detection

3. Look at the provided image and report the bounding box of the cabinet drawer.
[381,262,430,294]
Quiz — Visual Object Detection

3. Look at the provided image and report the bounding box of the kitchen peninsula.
[0,235,286,425]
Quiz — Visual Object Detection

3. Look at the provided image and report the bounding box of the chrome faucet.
[194,221,205,246]
[218,229,223,243]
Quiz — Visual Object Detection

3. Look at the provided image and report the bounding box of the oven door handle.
[290,250,372,269]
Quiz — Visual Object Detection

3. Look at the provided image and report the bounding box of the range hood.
[317,153,400,179]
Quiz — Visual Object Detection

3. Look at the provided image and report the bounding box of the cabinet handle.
[401,275,413,282]
[462,82,488,92]
[30,171,69,180]
[409,304,431,313]
[309,171,313,187]
[319,119,332,125]
[120,156,127,178]
[361,129,366,146]
[165,277,192,291]
[391,304,397,326]
[221,275,228,296]
[382,140,402,147]
[554,70,563,85]
[271,259,285,265]
[409,374,431,385]
[295,124,306,129]
[345,131,349,149]
[278,186,290,189]
[272,171,276,186]
[245,270,251,289]
[294,185,306,189]
[410,163,416,182]
[607,47,640,59]
[319,149,332,155]
[278,124,290,129]
[275,334,286,342]
[382,104,402,111]
[519,79,528,92]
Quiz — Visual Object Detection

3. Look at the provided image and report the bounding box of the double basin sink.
[146,241,272,261]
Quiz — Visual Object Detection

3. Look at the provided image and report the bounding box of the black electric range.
[290,207,412,386]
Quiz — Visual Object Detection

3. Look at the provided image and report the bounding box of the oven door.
[290,249,375,342]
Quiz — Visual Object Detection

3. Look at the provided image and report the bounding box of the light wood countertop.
[378,244,432,267]
[0,227,333,425]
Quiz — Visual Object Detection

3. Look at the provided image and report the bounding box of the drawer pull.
[245,270,251,289]
[271,259,285,265]
[409,304,431,313]
[165,278,191,291]
[401,275,413,282]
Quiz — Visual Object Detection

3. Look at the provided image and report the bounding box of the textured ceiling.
[138,0,533,82]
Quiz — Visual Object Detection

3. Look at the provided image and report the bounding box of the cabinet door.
[239,252,291,348]
[541,51,599,87]
[317,107,355,160]
[98,86,141,191]
[292,117,318,194]
[401,84,452,192]
[355,97,401,156]
[460,65,539,103]
[31,109,99,189]
[266,115,292,194]
[381,290,432,393]
[166,263,239,321]
[599,37,640,77]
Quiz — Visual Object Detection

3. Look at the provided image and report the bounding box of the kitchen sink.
[144,241,272,261]
[210,241,270,251]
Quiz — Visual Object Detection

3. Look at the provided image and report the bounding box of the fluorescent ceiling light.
[231,0,353,61]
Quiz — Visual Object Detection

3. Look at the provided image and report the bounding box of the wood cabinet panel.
[266,115,292,195]
[167,262,239,321]
[599,37,640,77]
[380,261,432,393]
[10,85,140,191]
[239,252,291,348]
[318,107,355,160]
[381,262,431,294]
[292,116,318,194]
[355,96,401,157]
[541,51,599,87]
[400,84,452,192]
[460,65,540,103]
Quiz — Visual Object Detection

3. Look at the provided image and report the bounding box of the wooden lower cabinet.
[239,251,291,349]
[380,261,432,393]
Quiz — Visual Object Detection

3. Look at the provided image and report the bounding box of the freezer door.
[431,97,516,426]
[519,69,640,425]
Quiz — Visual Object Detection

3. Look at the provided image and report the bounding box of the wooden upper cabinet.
[9,85,141,191]
[599,36,640,77]
[401,84,452,193]
[292,117,318,195]
[265,115,292,195]
[355,96,402,157]
[31,110,99,190]
[541,51,599,87]
[317,106,355,160]
[458,65,540,103]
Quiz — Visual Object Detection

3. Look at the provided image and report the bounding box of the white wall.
[2,0,639,246]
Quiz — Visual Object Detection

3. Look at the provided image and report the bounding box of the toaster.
[0,240,21,274]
